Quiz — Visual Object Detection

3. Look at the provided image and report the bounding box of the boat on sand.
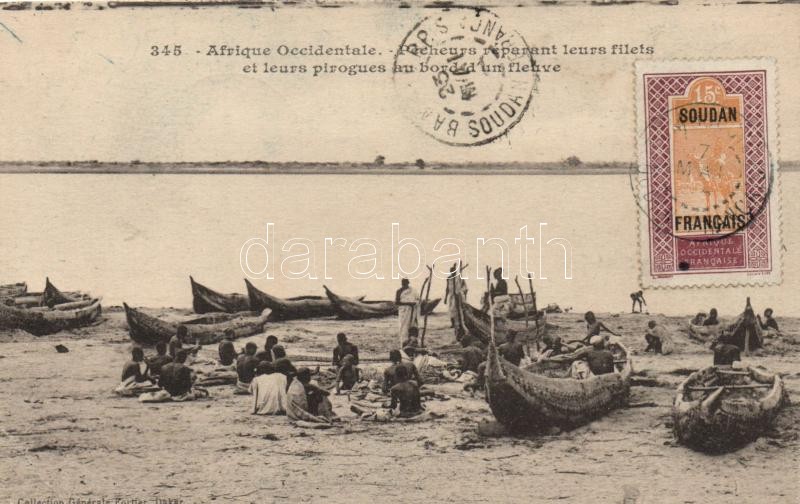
[190,276,250,314]
[0,298,102,336]
[124,303,269,346]
[672,365,786,453]
[323,286,440,320]
[245,279,363,321]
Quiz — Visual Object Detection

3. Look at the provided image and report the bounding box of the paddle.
[419,264,434,347]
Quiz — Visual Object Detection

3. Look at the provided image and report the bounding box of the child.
[335,354,360,393]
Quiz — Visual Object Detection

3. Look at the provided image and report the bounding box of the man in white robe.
[250,361,288,415]
[395,278,419,347]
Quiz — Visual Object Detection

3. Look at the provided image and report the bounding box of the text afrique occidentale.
[207,43,654,77]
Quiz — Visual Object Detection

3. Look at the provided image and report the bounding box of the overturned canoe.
[124,303,269,346]
[323,286,440,320]
[486,338,632,432]
[245,279,363,321]
[673,365,786,453]
[0,298,102,336]
[190,276,250,314]
[0,282,27,299]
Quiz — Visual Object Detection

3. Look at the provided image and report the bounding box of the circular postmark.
[393,9,537,146]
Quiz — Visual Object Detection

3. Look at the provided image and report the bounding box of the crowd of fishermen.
[116,266,781,422]
[118,324,428,421]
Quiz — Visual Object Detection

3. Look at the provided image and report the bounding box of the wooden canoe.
[124,303,269,346]
[462,301,551,346]
[323,286,440,320]
[0,298,102,336]
[672,365,786,453]
[0,282,27,298]
[245,279,364,321]
[190,276,250,314]
[485,338,632,432]
[9,279,91,308]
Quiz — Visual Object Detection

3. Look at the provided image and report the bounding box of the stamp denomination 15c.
[636,59,780,288]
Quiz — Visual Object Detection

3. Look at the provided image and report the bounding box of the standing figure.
[630,290,646,313]
[395,278,419,346]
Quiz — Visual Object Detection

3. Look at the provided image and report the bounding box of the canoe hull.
[246,279,338,320]
[190,277,250,314]
[124,303,269,346]
[485,341,632,432]
[672,366,786,453]
[0,299,102,336]
[324,286,439,320]
[0,282,27,298]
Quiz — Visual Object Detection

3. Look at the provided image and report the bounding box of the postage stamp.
[636,59,780,288]
[393,8,537,146]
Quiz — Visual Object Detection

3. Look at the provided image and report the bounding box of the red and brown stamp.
[636,60,780,287]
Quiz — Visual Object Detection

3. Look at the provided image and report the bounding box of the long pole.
[514,275,531,358]
[420,264,434,347]
[486,266,495,347]
[528,274,540,351]
[453,261,466,340]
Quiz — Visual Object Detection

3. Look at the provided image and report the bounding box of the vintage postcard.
[0,2,798,504]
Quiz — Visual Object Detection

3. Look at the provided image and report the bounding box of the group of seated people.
[691,307,779,332]
[119,325,208,397]
[119,341,199,399]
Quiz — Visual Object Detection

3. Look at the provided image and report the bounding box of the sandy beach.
[1,308,797,504]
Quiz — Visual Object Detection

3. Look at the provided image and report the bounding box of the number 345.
[151,45,182,56]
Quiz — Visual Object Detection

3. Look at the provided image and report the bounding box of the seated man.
[250,361,288,415]
[703,308,720,326]
[236,342,260,390]
[168,325,188,359]
[218,330,237,366]
[335,354,360,393]
[567,336,615,378]
[287,367,331,423]
[758,308,779,332]
[332,332,359,367]
[498,330,525,366]
[711,334,741,366]
[460,340,485,374]
[306,379,334,419]
[389,365,422,417]
[159,350,195,397]
[256,335,279,362]
[383,349,424,393]
[122,346,151,383]
[690,312,707,326]
[537,335,564,360]
[273,357,298,384]
[401,327,420,352]
[644,320,674,355]
[644,321,663,354]
[147,341,172,377]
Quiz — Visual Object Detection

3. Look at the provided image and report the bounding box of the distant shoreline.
[1,160,798,175]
